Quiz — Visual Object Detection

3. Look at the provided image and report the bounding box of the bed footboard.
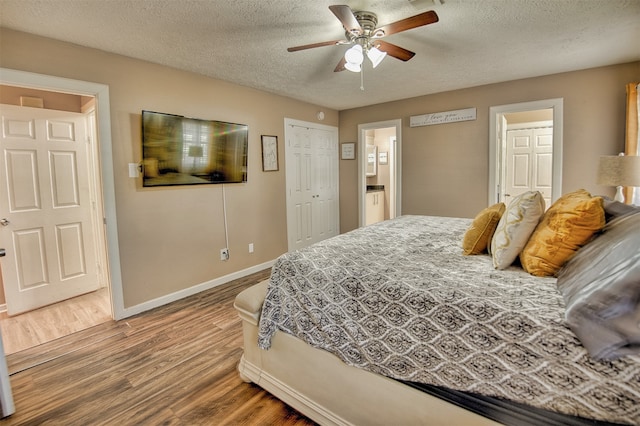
[234,281,500,426]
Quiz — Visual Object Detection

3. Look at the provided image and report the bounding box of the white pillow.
[491,191,545,269]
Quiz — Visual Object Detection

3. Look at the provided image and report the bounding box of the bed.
[234,191,640,426]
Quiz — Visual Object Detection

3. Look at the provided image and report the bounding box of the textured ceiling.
[1,0,639,110]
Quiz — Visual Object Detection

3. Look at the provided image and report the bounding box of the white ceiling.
[1,0,639,110]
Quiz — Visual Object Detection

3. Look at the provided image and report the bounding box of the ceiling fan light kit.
[287,5,439,84]
[344,44,364,72]
[344,43,387,73]
[367,46,387,68]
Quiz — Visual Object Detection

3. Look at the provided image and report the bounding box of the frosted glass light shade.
[345,62,361,72]
[345,44,363,64]
[344,45,364,72]
[367,46,387,68]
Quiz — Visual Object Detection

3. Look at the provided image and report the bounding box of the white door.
[504,126,553,207]
[285,120,339,252]
[0,104,99,315]
[310,128,338,242]
[287,124,313,250]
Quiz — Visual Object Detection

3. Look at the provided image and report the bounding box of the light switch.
[128,163,140,178]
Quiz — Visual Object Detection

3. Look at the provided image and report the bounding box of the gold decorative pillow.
[520,189,605,277]
[491,191,545,269]
[462,203,506,255]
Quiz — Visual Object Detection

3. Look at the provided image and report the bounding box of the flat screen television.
[141,110,248,186]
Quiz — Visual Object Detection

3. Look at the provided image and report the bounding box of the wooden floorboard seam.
[2,269,315,425]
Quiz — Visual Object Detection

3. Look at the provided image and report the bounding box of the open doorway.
[358,119,402,227]
[0,89,111,354]
[489,99,564,207]
[0,69,123,356]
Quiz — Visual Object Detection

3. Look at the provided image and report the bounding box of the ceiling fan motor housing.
[346,11,384,46]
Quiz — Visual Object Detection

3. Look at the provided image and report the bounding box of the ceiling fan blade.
[376,10,438,37]
[334,57,346,72]
[329,5,363,34]
[287,40,343,52]
[374,40,415,61]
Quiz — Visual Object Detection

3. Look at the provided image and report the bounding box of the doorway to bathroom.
[358,119,402,227]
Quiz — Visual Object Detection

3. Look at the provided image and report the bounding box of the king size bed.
[234,190,640,425]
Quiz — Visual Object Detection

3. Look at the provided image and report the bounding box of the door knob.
[0,218,8,226]
[0,248,5,257]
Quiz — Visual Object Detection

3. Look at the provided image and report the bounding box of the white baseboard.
[120,259,275,319]
[0,304,6,314]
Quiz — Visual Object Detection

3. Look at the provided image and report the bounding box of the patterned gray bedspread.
[257,215,640,424]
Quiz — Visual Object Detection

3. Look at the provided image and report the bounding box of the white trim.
[0,327,14,416]
[120,260,276,318]
[489,99,563,206]
[0,67,126,320]
[358,119,402,228]
[506,120,553,131]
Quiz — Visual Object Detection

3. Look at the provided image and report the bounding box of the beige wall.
[504,109,553,124]
[1,27,638,311]
[0,28,338,309]
[339,61,640,233]
[0,85,85,112]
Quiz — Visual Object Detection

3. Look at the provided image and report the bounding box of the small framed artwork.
[341,142,355,160]
[379,151,388,165]
[261,135,279,171]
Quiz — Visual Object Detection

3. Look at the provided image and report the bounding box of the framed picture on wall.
[379,151,388,165]
[341,142,355,160]
[261,135,278,171]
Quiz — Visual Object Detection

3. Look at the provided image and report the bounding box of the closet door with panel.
[285,119,339,252]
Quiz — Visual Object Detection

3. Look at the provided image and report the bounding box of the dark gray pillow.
[556,211,640,360]
[601,196,640,222]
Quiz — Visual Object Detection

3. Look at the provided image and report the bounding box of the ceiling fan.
[287,5,439,73]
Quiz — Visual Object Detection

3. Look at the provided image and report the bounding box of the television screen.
[141,110,248,186]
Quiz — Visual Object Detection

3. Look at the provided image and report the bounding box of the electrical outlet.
[248,243,254,253]
[220,248,229,261]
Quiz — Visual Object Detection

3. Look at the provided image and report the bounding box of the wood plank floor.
[3,269,317,425]
[0,287,112,355]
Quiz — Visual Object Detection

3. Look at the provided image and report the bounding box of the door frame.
[358,119,402,228]
[0,68,125,320]
[488,99,563,206]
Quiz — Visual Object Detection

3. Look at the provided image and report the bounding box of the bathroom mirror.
[366,145,377,177]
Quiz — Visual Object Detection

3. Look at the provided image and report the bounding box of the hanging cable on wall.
[221,184,230,260]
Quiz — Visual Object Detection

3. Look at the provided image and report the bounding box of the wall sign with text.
[410,107,477,127]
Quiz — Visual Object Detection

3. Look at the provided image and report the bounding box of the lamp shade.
[188,145,203,158]
[597,155,640,187]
